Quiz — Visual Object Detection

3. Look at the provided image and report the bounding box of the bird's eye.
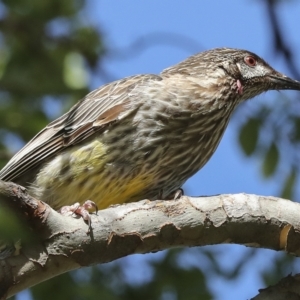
[244,56,257,67]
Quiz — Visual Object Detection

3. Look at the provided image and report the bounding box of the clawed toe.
[160,188,184,200]
[59,200,98,233]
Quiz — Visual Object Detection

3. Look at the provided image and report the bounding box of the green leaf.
[281,168,297,200]
[238,118,261,156]
[293,118,300,141]
[63,52,89,89]
[262,143,279,177]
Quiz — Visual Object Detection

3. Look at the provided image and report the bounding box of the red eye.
[244,55,257,67]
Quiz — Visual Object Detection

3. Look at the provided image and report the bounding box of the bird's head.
[163,48,300,101]
[218,48,300,99]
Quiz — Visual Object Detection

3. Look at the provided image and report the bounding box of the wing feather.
[0,74,162,181]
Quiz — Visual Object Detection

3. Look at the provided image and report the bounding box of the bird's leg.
[164,188,184,200]
[59,200,98,233]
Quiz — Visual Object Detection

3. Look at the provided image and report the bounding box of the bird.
[0,47,300,216]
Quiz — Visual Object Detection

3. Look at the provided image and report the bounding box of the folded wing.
[0,74,162,181]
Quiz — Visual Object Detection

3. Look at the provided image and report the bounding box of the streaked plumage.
[1,48,300,209]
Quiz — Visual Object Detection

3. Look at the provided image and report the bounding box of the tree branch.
[1,180,300,298]
[251,274,300,300]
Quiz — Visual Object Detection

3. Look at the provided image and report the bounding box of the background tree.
[0,0,300,299]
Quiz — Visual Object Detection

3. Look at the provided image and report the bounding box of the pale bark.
[1,180,300,299]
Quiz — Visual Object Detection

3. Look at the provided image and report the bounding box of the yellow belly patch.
[34,139,155,209]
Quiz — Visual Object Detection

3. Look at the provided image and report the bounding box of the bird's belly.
[48,169,155,210]
[30,139,157,210]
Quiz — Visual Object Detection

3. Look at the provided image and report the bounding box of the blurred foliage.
[261,253,297,287]
[262,143,279,178]
[239,117,261,156]
[0,0,300,299]
[281,168,297,199]
[0,205,28,240]
[0,0,104,165]
[238,93,300,199]
[31,250,212,300]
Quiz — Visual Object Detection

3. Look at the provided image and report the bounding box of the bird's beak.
[267,72,300,91]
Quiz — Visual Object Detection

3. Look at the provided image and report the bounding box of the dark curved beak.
[268,72,300,91]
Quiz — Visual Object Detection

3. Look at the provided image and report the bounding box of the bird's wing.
[0,74,162,181]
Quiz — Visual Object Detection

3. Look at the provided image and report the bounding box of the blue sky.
[15,1,300,299]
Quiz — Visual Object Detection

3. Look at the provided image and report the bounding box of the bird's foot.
[164,188,184,200]
[59,200,98,233]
